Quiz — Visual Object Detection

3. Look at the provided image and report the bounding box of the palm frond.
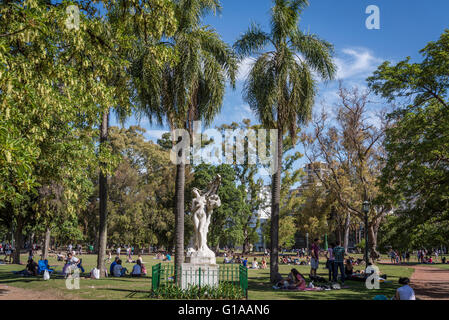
[290,29,336,81]
[233,23,272,58]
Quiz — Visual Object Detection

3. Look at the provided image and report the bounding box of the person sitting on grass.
[163,252,171,262]
[251,257,259,269]
[57,252,65,261]
[109,256,119,276]
[288,268,322,291]
[305,255,311,265]
[261,257,267,269]
[131,260,142,277]
[288,268,307,290]
[113,259,128,277]
[345,259,354,277]
[14,258,39,276]
[394,277,416,300]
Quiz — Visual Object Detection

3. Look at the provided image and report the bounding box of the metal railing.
[151,263,248,299]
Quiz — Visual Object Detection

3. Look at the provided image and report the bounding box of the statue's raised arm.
[203,174,221,197]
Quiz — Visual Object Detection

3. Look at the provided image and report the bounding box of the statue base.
[185,248,216,265]
[180,263,219,290]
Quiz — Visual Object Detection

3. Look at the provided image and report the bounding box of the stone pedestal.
[185,249,216,265]
[181,263,219,290]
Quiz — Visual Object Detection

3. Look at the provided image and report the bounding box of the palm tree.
[233,0,336,282]
[131,0,237,273]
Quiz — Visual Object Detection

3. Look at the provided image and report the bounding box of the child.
[251,257,259,269]
[261,257,267,269]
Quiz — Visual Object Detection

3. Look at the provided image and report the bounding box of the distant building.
[252,185,271,251]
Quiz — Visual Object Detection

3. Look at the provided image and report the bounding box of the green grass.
[0,253,415,300]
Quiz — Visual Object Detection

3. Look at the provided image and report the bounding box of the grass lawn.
[0,253,415,300]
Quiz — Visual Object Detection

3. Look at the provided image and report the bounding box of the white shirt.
[251,261,259,268]
[69,256,79,265]
[397,285,416,300]
[113,264,123,277]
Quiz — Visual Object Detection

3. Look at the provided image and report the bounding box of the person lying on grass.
[13,258,39,276]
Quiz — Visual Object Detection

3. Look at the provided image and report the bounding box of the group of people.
[280,255,310,265]
[109,255,147,277]
[154,252,171,262]
[273,268,321,291]
[389,250,411,264]
[0,243,14,263]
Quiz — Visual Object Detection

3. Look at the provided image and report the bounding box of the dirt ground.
[0,284,76,300]
[410,265,449,300]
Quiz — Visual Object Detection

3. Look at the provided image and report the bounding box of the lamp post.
[362,200,370,266]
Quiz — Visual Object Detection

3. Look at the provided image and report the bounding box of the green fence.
[151,263,248,299]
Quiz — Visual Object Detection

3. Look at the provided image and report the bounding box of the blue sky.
[111,0,449,179]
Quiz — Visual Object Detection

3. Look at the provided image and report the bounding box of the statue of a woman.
[191,175,221,256]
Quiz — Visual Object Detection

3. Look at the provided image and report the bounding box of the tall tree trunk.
[97,109,109,277]
[12,216,23,264]
[42,227,51,260]
[368,223,380,261]
[343,212,351,253]
[174,162,185,281]
[270,130,282,283]
[337,226,342,245]
[242,229,249,254]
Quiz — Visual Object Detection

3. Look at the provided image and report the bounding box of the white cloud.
[334,48,383,80]
[237,57,255,81]
[144,130,168,141]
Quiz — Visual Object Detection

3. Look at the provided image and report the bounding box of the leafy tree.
[367,30,449,242]
[217,120,265,254]
[303,86,391,260]
[131,0,237,271]
[233,0,336,281]
[0,0,125,263]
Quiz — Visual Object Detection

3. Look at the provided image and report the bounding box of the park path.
[410,265,449,300]
[0,284,75,300]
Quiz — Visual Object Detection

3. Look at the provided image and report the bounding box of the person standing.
[333,241,346,284]
[310,238,320,277]
[325,243,335,282]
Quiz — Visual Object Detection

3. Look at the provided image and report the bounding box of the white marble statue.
[189,174,221,263]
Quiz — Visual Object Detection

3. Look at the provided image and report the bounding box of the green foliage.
[150,283,246,300]
[369,30,449,244]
